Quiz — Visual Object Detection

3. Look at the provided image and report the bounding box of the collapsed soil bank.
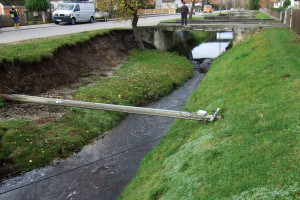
[0,30,136,95]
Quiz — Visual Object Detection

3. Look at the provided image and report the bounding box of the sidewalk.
[0,13,180,33]
[0,23,58,33]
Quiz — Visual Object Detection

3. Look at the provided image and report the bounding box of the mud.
[0,30,136,95]
[0,30,136,122]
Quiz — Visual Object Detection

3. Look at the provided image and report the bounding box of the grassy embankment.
[0,29,112,112]
[0,46,194,173]
[120,27,300,199]
[0,29,111,64]
[255,11,273,19]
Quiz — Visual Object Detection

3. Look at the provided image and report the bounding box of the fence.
[290,9,300,36]
[0,14,26,28]
[0,11,51,28]
[285,9,300,36]
[26,11,51,23]
[138,9,175,15]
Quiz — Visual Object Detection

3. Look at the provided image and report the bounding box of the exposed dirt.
[0,30,137,122]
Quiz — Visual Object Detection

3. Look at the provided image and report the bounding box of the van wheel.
[70,18,76,25]
[89,17,94,23]
[55,21,59,24]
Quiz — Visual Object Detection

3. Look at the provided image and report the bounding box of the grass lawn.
[0,50,193,173]
[0,29,111,64]
[255,11,273,19]
[119,27,300,199]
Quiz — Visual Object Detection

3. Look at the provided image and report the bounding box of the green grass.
[0,50,193,173]
[255,11,273,19]
[119,27,300,199]
[162,13,221,22]
[190,31,216,44]
[0,29,111,64]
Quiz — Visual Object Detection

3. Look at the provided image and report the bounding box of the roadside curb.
[0,24,59,33]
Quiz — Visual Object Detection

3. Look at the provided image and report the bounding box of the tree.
[283,0,291,8]
[248,0,260,10]
[115,0,146,50]
[25,0,49,11]
[95,0,117,12]
[189,0,200,19]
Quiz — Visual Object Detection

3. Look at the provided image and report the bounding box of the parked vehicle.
[52,2,95,25]
[203,5,213,13]
[95,10,109,21]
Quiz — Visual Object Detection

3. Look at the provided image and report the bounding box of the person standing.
[181,1,189,26]
[10,5,20,29]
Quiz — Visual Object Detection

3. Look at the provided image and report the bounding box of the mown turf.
[255,11,273,19]
[119,27,300,199]
[0,50,193,174]
[0,29,111,64]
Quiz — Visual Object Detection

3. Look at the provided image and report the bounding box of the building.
[0,0,26,15]
[156,0,186,9]
[49,0,64,11]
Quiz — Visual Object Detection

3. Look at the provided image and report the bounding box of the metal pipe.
[1,94,216,121]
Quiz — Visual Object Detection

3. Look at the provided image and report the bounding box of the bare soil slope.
[0,30,136,122]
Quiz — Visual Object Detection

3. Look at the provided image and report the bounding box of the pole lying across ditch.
[0,94,220,121]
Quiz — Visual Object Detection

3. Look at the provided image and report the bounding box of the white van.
[52,2,95,25]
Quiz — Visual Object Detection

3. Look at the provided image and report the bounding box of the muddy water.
[0,66,206,200]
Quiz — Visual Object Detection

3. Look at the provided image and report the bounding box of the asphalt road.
[0,14,186,44]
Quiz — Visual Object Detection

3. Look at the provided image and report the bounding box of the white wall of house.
[163,2,175,8]
[174,0,182,9]
[156,0,163,8]
[274,0,295,8]
[157,0,183,9]
[0,3,4,15]
[50,1,64,10]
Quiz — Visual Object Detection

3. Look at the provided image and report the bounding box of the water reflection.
[192,32,233,59]
[192,42,230,59]
[217,32,234,40]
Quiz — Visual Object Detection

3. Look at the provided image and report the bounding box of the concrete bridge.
[138,23,287,51]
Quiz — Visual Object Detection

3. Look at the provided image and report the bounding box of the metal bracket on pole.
[209,108,220,122]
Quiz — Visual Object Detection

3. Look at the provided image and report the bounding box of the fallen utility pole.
[0,94,220,121]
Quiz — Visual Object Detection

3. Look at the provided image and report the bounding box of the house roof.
[0,0,25,6]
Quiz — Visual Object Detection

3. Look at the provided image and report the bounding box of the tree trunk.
[132,13,145,51]
[189,1,195,19]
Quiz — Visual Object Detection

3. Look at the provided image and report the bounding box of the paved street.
[0,14,188,44]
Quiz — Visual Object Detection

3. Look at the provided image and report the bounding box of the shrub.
[25,0,49,12]
[248,0,260,10]
[283,0,291,8]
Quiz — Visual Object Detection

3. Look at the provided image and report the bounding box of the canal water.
[192,32,233,59]
[0,31,233,200]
